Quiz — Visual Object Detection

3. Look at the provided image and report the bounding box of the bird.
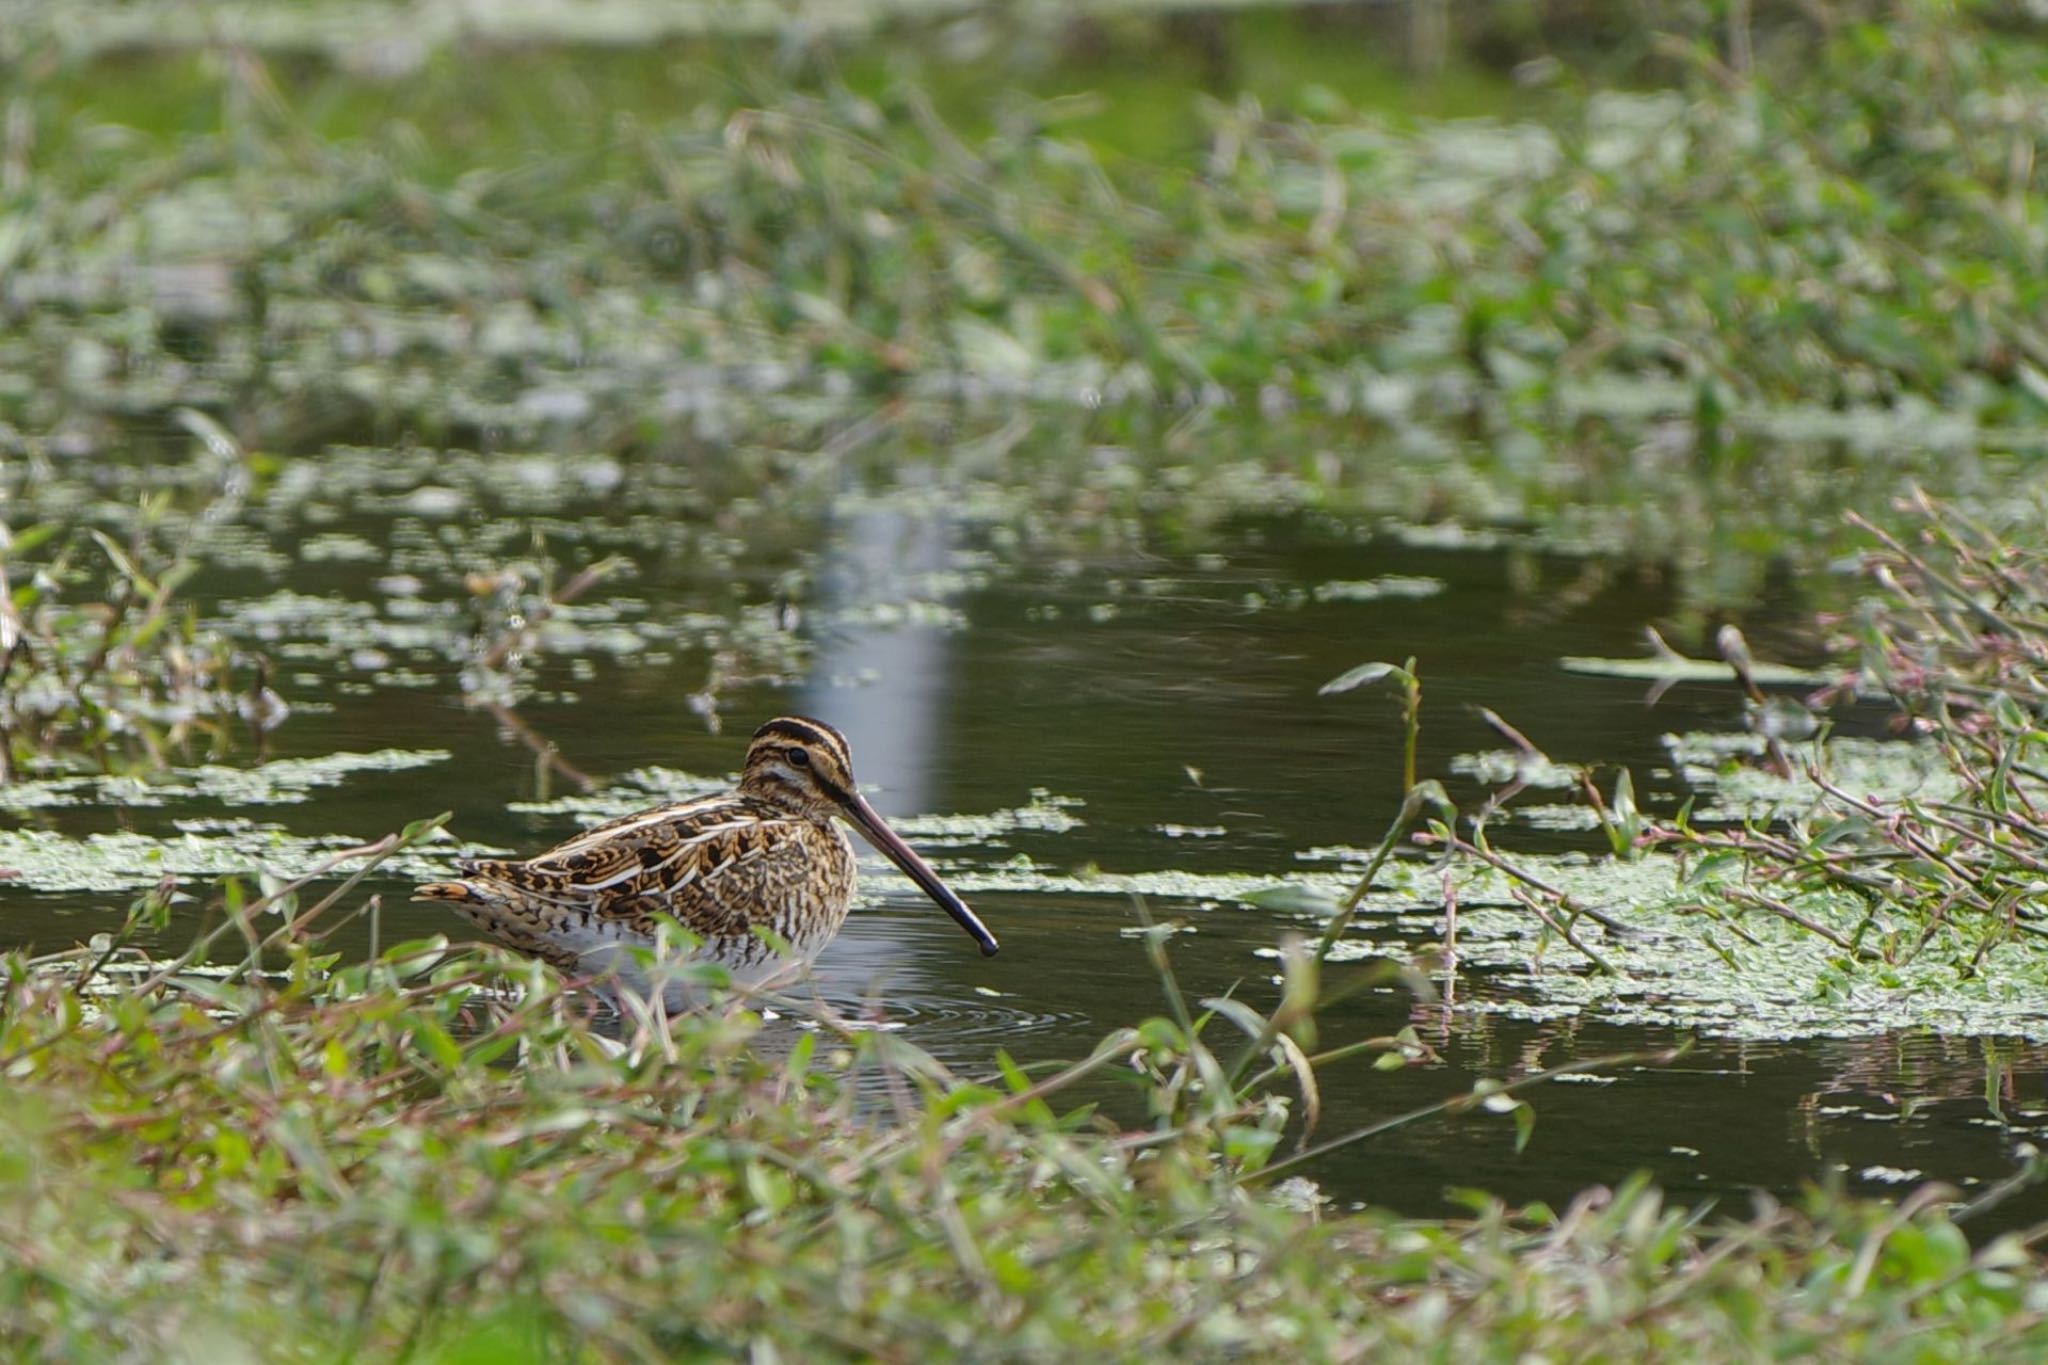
[413,715,999,1008]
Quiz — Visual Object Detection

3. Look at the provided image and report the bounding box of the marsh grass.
[0,414,271,778]
[7,4,2044,444]
[2,834,2044,1360]
[1408,491,2048,987]
[1294,492,2048,1023]
[1647,493,2048,972]
[4,0,2038,634]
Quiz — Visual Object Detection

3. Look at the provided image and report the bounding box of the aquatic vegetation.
[1262,841,2048,1042]
[1664,731,1962,825]
[1305,497,2048,1040]
[1268,496,2048,1041]
[0,465,277,777]
[3,1,2041,612]
[1311,575,1445,604]
[0,747,448,811]
[1,830,2043,1358]
[1636,497,2048,976]
[0,819,464,894]
[1561,650,1828,689]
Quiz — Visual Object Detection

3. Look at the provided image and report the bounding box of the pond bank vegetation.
[2,866,2043,1357]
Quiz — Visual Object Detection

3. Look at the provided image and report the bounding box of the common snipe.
[414,716,999,1005]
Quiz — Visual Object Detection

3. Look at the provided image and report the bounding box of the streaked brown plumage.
[414,716,998,1005]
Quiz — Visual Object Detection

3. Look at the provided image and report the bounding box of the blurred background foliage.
[5,0,2045,457]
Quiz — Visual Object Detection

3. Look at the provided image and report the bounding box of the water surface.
[11,417,2047,1235]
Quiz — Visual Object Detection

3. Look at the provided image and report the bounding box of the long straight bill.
[840,791,1000,956]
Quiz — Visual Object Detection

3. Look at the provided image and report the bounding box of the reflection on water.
[8,447,2048,1237]
[800,467,962,992]
[802,471,958,819]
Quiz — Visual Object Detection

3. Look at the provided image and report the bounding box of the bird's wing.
[459,796,800,934]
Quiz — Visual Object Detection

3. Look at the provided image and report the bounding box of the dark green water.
[11,420,2048,1236]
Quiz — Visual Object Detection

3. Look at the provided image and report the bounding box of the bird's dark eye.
[785,746,810,767]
